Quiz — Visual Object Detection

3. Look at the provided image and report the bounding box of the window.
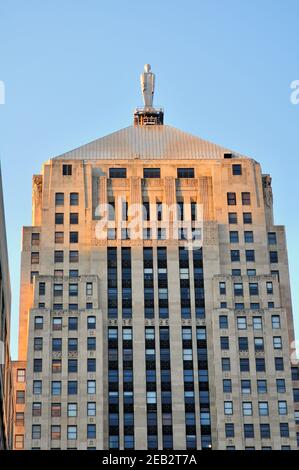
[16,411,24,426]
[229,231,239,243]
[240,358,250,372]
[87,424,96,439]
[32,425,41,439]
[220,302,227,308]
[68,403,77,417]
[15,435,24,449]
[256,358,266,372]
[238,337,248,351]
[220,336,229,350]
[257,380,267,394]
[219,315,228,329]
[16,390,25,404]
[52,359,62,373]
[87,380,96,394]
[277,379,286,394]
[259,402,269,416]
[32,403,42,417]
[242,192,251,205]
[55,231,64,244]
[31,252,39,264]
[268,232,277,245]
[225,423,235,438]
[70,213,78,224]
[17,369,26,382]
[70,231,78,243]
[31,271,39,282]
[69,251,79,263]
[69,284,78,297]
[244,424,254,439]
[241,380,251,394]
[68,359,77,373]
[52,317,62,330]
[254,337,264,352]
[87,402,96,416]
[87,337,96,351]
[269,251,278,263]
[231,250,240,262]
[223,379,232,393]
[224,401,233,415]
[54,250,64,263]
[278,401,288,415]
[227,192,236,205]
[291,367,299,381]
[68,317,78,331]
[86,282,93,296]
[177,167,194,178]
[87,316,96,329]
[31,232,40,246]
[266,281,273,294]
[232,164,242,175]
[53,283,63,297]
[273,336,282,349]
[55,213,64,225]
[70,192,79,206]
[55,192,64,206]
[221,358,231,371]
[34,358,42,372]
[234,283,243,296]
[33,380,42,395]
[260,424,271,439]
[38,282,46,296]
[219,281,226,295]
[68,381,78,395]
[87,358,96,372]
[243,212,252,224]
[51,381,61,396]
[67,426,77,440]
[246,250,255,262]
[143,168,160,178]
[294,410,299,424]
[52,338,62,352]
[249,283,259,296]
[242,402,253,416]
[62,164,72,176]
[228,212,237,224]
[247,268,256,276]
[237,317,247,330]
[109,167,127,178]
[68,338,78,352]
[280,423,289,438]
[275,357,284,371]
[253,317,262,330]
[49,425,61,442]
[69,269,79,278]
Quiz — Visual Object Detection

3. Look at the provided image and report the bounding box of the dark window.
[238,337,248,351]
[62,164,72,176]
[31,252,39,264]
[55,232,64,243]
[246,250,255,262]
[244,231,254,243]
[240,358,250,372]
[55,213,64,225]
[69,251,79,263]
[242,192,251,205]
[232,164,242,175]
[70,193,79,206]
[177,168,194,178]
[231,250,240,262]
[34,317,43,330]
[34,358,42,372]
[249,283,259,295]
[87,337,96,351]
[39,282,45,295]
[222,358,231,371]
[260,424,271,439]
[219,315,228,329]
[55,193,64,206]
[256,358,266,372]
[52,338,62,352]
[109,168,127,178]
[243,213,252,224]
[87,358,96,372]
[230,231,239,243]
[68,317,78,331]
[220,336,229,350]
[275,357,284,371]
[269,251,278,263]
[228,212,237,224]
[280,423,289,438]
[291,367,299,381]
[31,232,40,245]
[227,192,236,205]
[225,423,235,438]
[68,338,78,352]
[143,168,160,178]
[244,424,254,438]
[268,232,277,245]
[68,359,77,373]
[70,232,78,243]
[68,381,78,395]
[87,316,96,329]
[70,213,79,224]
[223,379,232,393]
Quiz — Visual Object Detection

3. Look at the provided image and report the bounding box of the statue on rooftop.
[140,64,155,109]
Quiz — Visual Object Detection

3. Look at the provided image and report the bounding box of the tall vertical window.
[158,248,169,319]
[121,248,132,319]
[123,327,134,449]
[143,248,154,319]
[108,248,118,318]
[179,248,191,318]
[108,327,119,449]
[160,327,173,450]
[182,327,196,450]
[145,327,157,449]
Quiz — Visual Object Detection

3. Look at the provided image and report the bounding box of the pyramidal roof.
[53,125,246,161]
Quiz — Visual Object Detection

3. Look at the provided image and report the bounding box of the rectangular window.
[234,282,243,296]
[67,426,77,440]
[70,231,78,243]
[68,403,77,417]
[220,336,229,350]
[260,424,271,439]
[33,381,42,395]
[177,168,194,178]
[86,282,93,296]
[54,250,64,263]
[109,168,127,178]
[256,358,266,372]
[232,164,242,175]
[244,231,254,243]
[219,315,228,329]
[68,317,78,330]
[227,192,236,205]
[277,379,286,394]
[280,423,289,438]
[222,358,231,371]
[242,192,251,205]
[266,281,273,294]
[225,423,235,438]
[55,232,64,244]
[278,401,288,415]
[31,252,39,264]
[228,212,237,224]
[69,251,79,263]
[243,212,252,224]
[87,402,96,416]
[17,369,26,382]
[244,424,254,439]
[16,390,25,404]
[68,380,78,395]
[273,336,282,349]
[55,193,64,206]
[238,337,248,351]
[230,231,239,243]
[223,379,232,393]
[246,250,255,262]
[51,425,61,440]
[87,380,96,394]
[231,250,240,262]
[143,168,160,178]
[55,213,64,225]
[62,164,72,176]
[259,402,269,416]
[241,380,251,394]
[31,232,40,245]
[275,357,284,371]
[269,251,278,263]
[32,403,42,417]
[249,283,259,296]
[253,317,262,330]
[268,232,277,245]
[242,402,253,416]
[70,213,79,224]
[70,192,79,206]
[34,358,42,372]
[32,425,41,439]
[87,316,96,329]
[51,381,61,396]
[257,380,267,394]
[237,317,247,330]
[240,358,250,372]
[224,401,233,415]
[52,317,62,330]
[87,424,96,439]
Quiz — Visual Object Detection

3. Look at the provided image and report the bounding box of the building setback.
[0,167,14,449]
[14,66,298,450]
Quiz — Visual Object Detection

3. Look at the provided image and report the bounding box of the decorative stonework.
[263,174,273,208]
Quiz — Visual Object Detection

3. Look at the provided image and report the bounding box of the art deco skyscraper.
[15,66,298,450]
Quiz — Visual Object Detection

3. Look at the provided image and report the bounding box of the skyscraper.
[14,66,298,450]
[0,167,14,450]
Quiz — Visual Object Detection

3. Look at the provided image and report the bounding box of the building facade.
[0,168,14,449]
[15,68,299,450]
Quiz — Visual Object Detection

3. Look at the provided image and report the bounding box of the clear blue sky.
[0,0,298,359]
